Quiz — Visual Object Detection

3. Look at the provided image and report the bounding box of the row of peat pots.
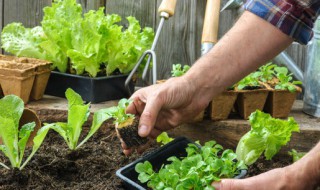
[0,55,51,104]
[209,85,301,120]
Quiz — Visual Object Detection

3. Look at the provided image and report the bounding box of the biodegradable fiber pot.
[210,90,238,121]
[264,86,302,118]
[235,88,269,119]
[45,71,135,103]
[116,137,247,190]
[0,62,36,103]
[16,57,52,100]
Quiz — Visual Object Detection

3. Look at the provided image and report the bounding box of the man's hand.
[122,76,210,155]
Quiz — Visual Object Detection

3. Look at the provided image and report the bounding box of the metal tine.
[142,50,157,85]
[125,51,149,95]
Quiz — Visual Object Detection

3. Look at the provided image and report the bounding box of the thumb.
[138,95,163,137]
[212,179,245,190]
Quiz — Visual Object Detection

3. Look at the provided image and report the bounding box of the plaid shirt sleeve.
[244,0,320,44]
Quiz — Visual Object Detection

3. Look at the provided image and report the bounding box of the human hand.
[122,76,211,155]
[211,165,314,190]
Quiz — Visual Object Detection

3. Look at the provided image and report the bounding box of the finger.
[138,94,164,137]
[149,128,162,139]
[212,179,244,190]
[127,96,144,115]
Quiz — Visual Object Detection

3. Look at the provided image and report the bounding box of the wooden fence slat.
[3,0,51,27]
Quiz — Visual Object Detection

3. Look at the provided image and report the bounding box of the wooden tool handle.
[202,0,221,43]
[158,0,177,17]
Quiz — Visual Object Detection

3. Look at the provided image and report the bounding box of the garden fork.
[125,0,177,95]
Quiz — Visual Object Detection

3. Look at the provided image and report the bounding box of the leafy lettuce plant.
[0,95,51,170]
[171,64,191,77]
[136,141,246,190]
[1,0,154,77]
[236,110,300,165]
[45,88,112,150]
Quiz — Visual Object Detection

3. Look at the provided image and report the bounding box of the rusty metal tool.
[125,0,177,95]
[201,0,221,56]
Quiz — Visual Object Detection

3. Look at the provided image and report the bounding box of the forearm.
[290,141,320,188]
[183,11,293,103]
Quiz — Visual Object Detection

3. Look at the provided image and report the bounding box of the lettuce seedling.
[136,141,246,190]
[257,62,276,82]
[288,149,306,163]
[46,88,112,150]
[236,110,300,165]
[156,132,174,146]
[98,98,148,148]
[171,64,190,77]
[236,72,262,90]
[0,95,51,170]
[274,67,302,92]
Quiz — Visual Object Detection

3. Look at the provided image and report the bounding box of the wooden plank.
[77,0,105,12]
[3,0,51,27]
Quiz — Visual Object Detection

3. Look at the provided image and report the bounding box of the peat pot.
[45,71,135,103]
[235,88,269,119]
[0,62,35,103]
[210,90,238,120]
[264,86,302,118]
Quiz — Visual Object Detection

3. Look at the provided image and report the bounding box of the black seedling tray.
[45,71,134,103]
[116,136,247,190]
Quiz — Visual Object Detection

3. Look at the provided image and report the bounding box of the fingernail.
[139,125,148,136]
[212,182,220,190]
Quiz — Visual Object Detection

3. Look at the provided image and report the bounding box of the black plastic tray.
[116,137,247,190]
[45,71,134,103]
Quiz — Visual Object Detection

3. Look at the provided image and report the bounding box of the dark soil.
[0,123,157,190]
[0,123,294,190]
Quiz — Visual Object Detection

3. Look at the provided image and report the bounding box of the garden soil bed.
[0,123,293,190]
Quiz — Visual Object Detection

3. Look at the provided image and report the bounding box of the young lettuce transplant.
[97,98,148,148]
[171,64,191,77]
[1,0,154,77]
[44,88,112,150]
[0,95,51,170]
[236,110,300,165]
[136,141,246,190]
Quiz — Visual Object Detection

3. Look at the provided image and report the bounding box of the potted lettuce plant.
[262,66,302,118]
[1,0,154,103]
[234,72,269,119]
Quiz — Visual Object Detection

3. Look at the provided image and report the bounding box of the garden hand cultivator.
[125,0,177,95]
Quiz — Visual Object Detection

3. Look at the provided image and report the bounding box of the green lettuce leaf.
[106,16,154,75]
[65,88,90,150]
[236,110,300,165]
[1,23,46,59]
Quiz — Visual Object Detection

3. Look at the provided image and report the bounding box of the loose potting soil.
[0,123,293,190]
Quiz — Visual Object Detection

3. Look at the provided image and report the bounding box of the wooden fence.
[0,0,308,83]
